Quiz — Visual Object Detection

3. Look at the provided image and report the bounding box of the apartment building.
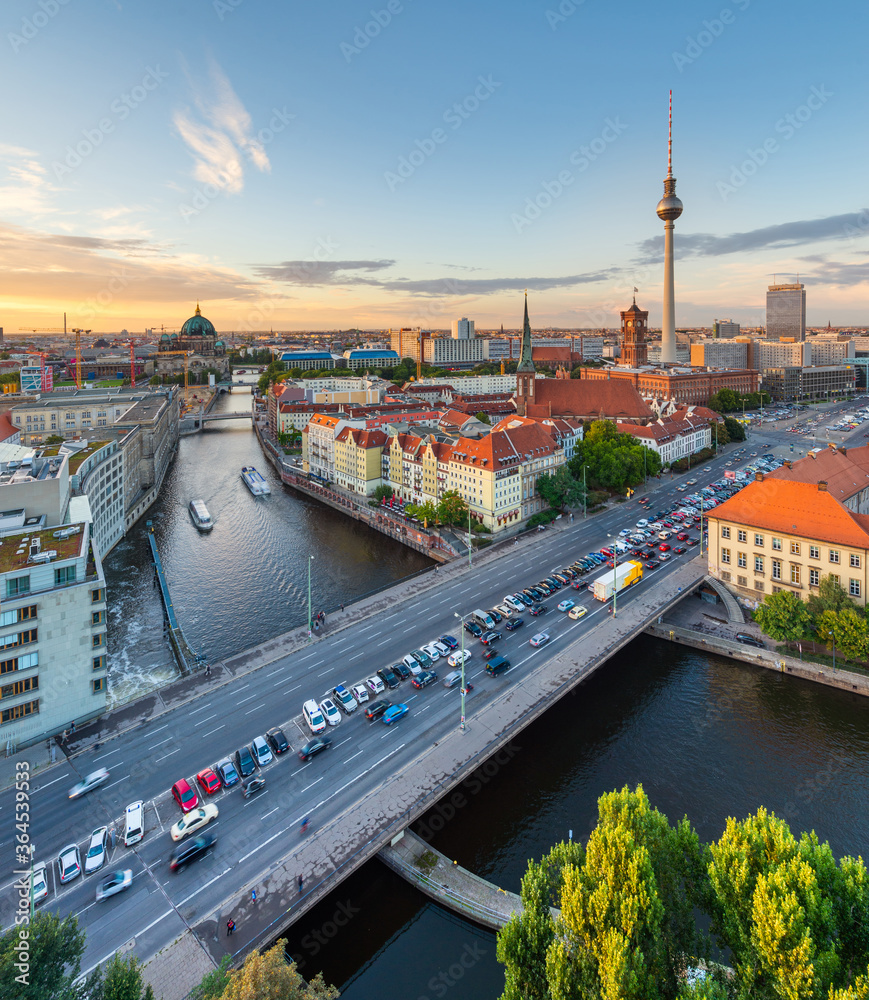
[707,475,869,606]
[334,427,387,494]
[617,410,712,466]
[690,340,748,369]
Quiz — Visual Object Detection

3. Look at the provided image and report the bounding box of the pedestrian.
[70,721,76,734]
[226,918,235,936]
[62,730,68,743]
[251,888,257,905]
[298,875,304,894]
[340,604,344,613]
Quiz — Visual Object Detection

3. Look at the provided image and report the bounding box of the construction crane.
[157,350,192,409]
[70,329,91,388]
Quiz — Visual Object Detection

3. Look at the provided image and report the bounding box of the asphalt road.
[2,411,859,975]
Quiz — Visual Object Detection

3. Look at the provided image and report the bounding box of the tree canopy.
[753,590,813,643]
[567,421,662,491]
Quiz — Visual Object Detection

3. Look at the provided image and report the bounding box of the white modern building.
[752,340,810,369]
[451,318,475,339]
[690,340,749,368]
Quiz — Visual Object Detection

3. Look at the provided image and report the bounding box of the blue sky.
[1,0,867,333]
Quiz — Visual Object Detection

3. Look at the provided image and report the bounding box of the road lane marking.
[188,703,213,716]
[237,694,257,705]
[148,737,172,750]
[93,748,122,762]
[299,776,324,794]
[103,774,130,790]
[32,775,67,793]
[199,725,225,739]
[155,749,180,762]
[238,829,285,864]
[343,750,363,763]
[194,714,218,726]
[261,807,279,820]
[245,704,265,714]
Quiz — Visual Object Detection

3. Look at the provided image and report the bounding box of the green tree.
[288,367,303,378]
[437,489,469,526]
[0,911,96,1000]
[723,416,747,442]
[475,411,491,424]
[405,500,437,524]
[708,388,742,413]
[218,939,338,999]
[753,590,812,643]
[89,952,152,1000]
[808,575,855,632]
[372,484,393,503]
[536,467,587,511]
[830,608,869,661]
[189,955,232,1000]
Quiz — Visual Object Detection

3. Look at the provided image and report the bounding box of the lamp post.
[453,612,469,731]
[307,554,314,641]
[610,534,619,619]
[828,629,836,670]
[468,504,472,568]
[700,496,706,557]
[582,465,588,519]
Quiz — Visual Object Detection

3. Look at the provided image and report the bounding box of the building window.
[754,555,764,573]
[721,526,731,539]
[92,611,103,626]
[54,566,76,586]
[754,534,764,547]
[810,545,820,559]
[809,568,820,586]
[791,564,801,586]
[754,580,765,591]
[850,553,861,569]
[830,573,840,585]
[0,605,36,627]
[92,633,104,648]
[829,550,840,564]
[772,560,782,581]
[0,676,38,701]
[0,700,39,724]
[850,579,862,597]
[737,552,746,568]
[92,677,106,693]
[93,655,105,671]
[720,547,730,564]
[790,541,800,555]
[5,576,30,599]
[737,576,748,587]
[92,588,103,603]
[738,530,747,542]
[772,538,782,551]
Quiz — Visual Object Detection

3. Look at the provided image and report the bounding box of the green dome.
[180,302,216,338]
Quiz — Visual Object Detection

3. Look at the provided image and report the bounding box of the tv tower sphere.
[656,183,683,222]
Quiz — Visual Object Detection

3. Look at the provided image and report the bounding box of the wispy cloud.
[173,57,270,193]
[0,145,58,217]
[796,254,869,288]
[253,259,396,284]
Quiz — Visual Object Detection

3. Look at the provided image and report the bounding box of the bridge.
[179,408,253,434]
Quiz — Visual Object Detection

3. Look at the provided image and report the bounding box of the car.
[216,757,239,788]
[298,736,333,760]
[736,633,765,648]
[525,588,543,601]
[169,833,215,872]
[376,667,400,689]
[383,703,409,726]
[251,735,274,766]
[568,605,588,620]
[392,661,412,681]
[636,518,649,527]
[266,727,291,752]
[505,617,524,631]
[530,632,550,648]
[480,630,502,645]
[503,596,525,612]
[196,767,221,795]
[235,746,257,778]
[95,869,132,902]
[320,698,342,726]
[676,532,689,541]
[687,479,697,485]
[487,608,504,623]
[331,685,357,715]
[659,552,671,561]
[303,698,327,733]
[365,675,385,696]
[171,778,199,812]
[529,605,547,616]
[83,826,108,875]
[513,591,534,605]
[447,649,471,667]
[463,620,483,637]
[658,531,672,540]
[673,546,687,554]
[495,604,514,618]
[30,862,49,906]
[430,640,451,657]
[410,649,432,669]
[557,599,575,612]
[412,669,438,688]
[400,654,422,675]
[483,647,501,660]
[547,576,565,588]
[57,844,81,884]
[646,560,659,569]
[351,683,370,704]
[68,767,110,800]
[242,775,267,799]
[365,701,391,721]
[170,803,219,842]
[420,643,442,662]
[686,538,699,547]
[676,485,687,491]
[659,543,671,552]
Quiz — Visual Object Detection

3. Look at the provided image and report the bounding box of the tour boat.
[241,466,271,496]
[188,500,214,531]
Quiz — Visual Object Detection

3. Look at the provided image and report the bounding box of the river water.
[103,385,869,998]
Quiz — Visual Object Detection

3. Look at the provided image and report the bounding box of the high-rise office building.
[767,283,806,341]
[712,319,740,339]
[451,318,475,340]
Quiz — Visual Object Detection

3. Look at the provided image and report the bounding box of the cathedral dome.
[180,303,216,338]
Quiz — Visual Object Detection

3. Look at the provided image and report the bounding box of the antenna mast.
[668,89,673,178]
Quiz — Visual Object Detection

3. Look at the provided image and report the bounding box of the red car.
[171,778,198,812]
[659,543,671,552]
[676,532,689,541]
[196,768,221,796]
[600,547,613,557]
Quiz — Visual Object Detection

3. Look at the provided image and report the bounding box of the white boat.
[241,466,271,496]
[188,500,214,531]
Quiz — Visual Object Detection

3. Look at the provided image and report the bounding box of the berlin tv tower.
[656,91,682,365]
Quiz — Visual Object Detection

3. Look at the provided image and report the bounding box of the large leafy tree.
[723,416,747,442]
[808,574,855,623]
[437,489,469,526]
[0,911,96,1000]
[820,607,869,661]
[753,590,812,642]
[567,422,662,491]
[219,940,338,999]
[88,953,155,1000]
[536,467,587,511]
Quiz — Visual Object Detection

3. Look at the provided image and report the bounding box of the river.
[104,384,869,999]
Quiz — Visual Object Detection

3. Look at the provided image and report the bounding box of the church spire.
[517,291,535,373]
[195,302,201,316]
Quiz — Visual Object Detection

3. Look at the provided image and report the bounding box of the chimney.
[754,472,764,482]
[783,460,792,469]
[839,446,848,456]
[818,481,828,492]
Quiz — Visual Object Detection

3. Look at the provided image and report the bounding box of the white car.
[170,803,219,842]
[448,649,471,667]
[676,485,687,491]
[618,528,632,537]
[30,862,48,906]
[84,826,108,874]
[365,675,385,695]
[350,683,369,704]
[401,654,422,676]
[320,698,341,727]
[69,767,110,800]
[332,684,357,713]
[421,643,441,661]
[504,595,525,612]
[251,735,273,767]
[96,869,133,902]
[302,698,327,734]
[636,518,649,527]
[57,843,81,884]
[530,632,550,648]
[568,606,588,621]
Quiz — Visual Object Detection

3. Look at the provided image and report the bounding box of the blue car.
[382,703,409,726]
[439,635,458,650]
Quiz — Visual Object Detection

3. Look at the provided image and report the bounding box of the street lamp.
[307,555,314,641]
[827,629,836,670]
[453,612,469,731]
[609,534,619,619]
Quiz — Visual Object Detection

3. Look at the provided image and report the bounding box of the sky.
[1,0,867,334]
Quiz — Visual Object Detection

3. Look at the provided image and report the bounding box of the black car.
[513,593,532,606]
[504,617,524,631]
[545,576,563,589]
[483,648,501,660]
[377,666,400,689]
[480,630,502,645]
[646,560,659,570]
[487,608,503,623]
[298,736,332,761]
[365,700,391,721]
[265,727,289,755]
[216,757,240,787]
[529,605,547,616]
[439,635,458,650]
[736,633,765,649]
[235,746,256,778]
[524,589,542,602]
[242,776,267,799]
[673,546,687,554]
[170,833,215,872]
[412,669,438,689]
[392,661,412,681]
[463,620,483,637]
[686,538,699,547]
[535,582,552,595]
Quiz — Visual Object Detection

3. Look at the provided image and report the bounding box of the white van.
[124,800,144,847]
[472,609,495,630]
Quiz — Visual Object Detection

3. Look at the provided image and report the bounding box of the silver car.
[68,767,110,800]
[30,862,48,906]
[251,736,273,767]
[84,826,108,874]
[96,869,132,902]
[57,843,81,884]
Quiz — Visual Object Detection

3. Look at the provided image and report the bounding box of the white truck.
[592,560,643,602]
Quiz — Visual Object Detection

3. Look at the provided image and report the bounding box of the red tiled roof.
[767,444,869,503]
[0,413,19,442]
[450,421,556,472]
[707,478,869,549]
[522,379,652,420]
